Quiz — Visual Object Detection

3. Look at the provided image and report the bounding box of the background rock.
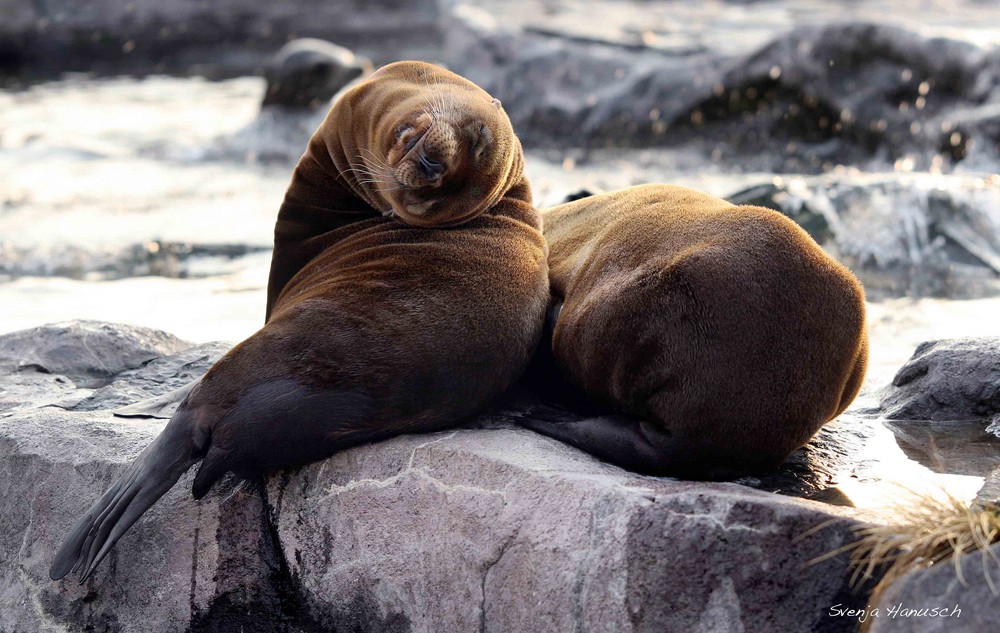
[880,338,1000,424]
[0,320,878,631]
[0,320,189,388]
[445,10,1000,172]
[0,0,439,80]
[262,39,369,110]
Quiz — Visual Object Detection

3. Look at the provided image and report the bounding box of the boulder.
[444,11,1000,172]
[261,39,368,110]
[0,320,188,388]
[2,320,878,631]
[880,338,1000,425]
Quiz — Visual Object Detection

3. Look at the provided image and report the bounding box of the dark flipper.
[518,406,748,480]
[49,408,205,582]
[113,378,201,420]
[519,406,675,474]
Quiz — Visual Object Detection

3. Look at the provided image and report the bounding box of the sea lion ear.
[491,98,502,108]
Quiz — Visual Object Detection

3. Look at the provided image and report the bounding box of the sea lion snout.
[417,152,445,181]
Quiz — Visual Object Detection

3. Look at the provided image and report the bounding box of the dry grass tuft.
[847,495,1000,596]
[809,490,1000,630]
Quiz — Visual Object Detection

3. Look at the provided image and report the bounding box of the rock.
[268,419,868,632]
[261,39,368,110]
[880,338,1000,424]
[561,188,596,203]
[0,0,440,79]
[444,12,1000,172]
[868,544,1000,633]
[0,320,883,631]
[0,321,189,388]
[877,338,1000,480]
[0,327,284,632]
[724,174,1000,299]
[976,465,1000,506]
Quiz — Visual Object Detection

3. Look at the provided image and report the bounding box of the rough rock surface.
[445,9,1000,172]
[868,544,1000,633]
[0,320,189,389]
[2,320,877,631]
[880,338,1000,425]
[726,174,1000,299]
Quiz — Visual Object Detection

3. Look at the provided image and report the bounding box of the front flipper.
[518,405,675,474]
[114,378,201,420]
[518,405,747,480]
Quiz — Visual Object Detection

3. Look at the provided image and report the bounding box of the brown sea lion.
[522,184,867,479]
[50,61,548,581]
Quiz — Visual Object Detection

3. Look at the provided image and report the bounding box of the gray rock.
[868,544,1000,633]
[2,320,878,631]
[444,11,999,173]
[269,419,869,632]
[262,39,368,110]
[0,320,189,388]
[881,338,1000,424]
[877,338,1000,482]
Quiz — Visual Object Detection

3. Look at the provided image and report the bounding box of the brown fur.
[267,61,524,318]
[539,184,868,477]
[49,61,548,581]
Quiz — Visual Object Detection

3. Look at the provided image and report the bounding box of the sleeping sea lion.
[522,184,867,479]
[50,61,548,581]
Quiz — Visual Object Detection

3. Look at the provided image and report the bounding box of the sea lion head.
[338,61,524,228]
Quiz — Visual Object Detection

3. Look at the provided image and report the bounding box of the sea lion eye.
[394,124,412,140]
[470,124,493,160]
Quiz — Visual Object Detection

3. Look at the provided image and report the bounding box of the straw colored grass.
[809,490,1000,630]
[848,495,1000,595]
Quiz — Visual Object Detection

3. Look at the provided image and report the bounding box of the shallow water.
[2,69,998,519]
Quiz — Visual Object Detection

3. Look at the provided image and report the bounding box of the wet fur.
[523,184,868,479]
[50,62,548,581]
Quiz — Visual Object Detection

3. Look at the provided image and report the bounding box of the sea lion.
[50,61,548,581]
[521,184,867,479]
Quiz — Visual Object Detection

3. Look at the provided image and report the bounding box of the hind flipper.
[49,408,205,581]
[189,378,376,500]
[114,378,201,420]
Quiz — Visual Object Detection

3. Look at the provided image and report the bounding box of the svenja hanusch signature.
[830,603,961,623]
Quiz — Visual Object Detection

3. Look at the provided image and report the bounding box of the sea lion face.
[368,88,518,228]
[380,94,514,226]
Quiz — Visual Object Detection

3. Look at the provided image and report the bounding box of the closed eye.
[472,124,493,160]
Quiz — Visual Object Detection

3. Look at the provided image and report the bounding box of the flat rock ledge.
[2,320,881,632]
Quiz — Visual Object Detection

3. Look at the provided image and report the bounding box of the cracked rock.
[3,321,877,631]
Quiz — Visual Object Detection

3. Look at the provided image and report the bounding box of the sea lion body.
[50,62,547,581]
[526,184,867,478]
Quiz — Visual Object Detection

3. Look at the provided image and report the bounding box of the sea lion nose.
[418,153,444,181]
